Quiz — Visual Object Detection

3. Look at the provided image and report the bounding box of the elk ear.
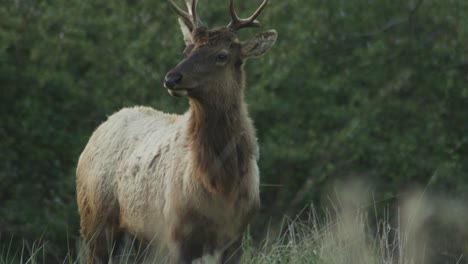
[178,18,194,46]
[241,30,277,59]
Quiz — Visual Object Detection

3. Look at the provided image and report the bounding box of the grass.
[0,235,46,264]
[2,184,467,263]
[240,183,468,264]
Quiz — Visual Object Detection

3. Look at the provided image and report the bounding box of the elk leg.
[79,203,122,264]
[81,224,123,264]
[170,249,194,264]
[132,236,153,263]
[220,237,243,264]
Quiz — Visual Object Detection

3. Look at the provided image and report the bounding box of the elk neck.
[187,81,257,197]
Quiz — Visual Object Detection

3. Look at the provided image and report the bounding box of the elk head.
[164,0,277,100]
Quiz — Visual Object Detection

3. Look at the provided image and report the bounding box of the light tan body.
[77,106,260,262]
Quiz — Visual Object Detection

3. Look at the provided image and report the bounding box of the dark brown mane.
[188,98,256,197]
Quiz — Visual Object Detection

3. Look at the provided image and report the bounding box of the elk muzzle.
[164,72,189,97]
[164,73,183,89]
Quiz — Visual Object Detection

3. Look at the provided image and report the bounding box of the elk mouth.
[167,88,189,97]
[164,80,189,97]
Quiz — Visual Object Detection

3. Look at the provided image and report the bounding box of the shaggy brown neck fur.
[188,87,256,197]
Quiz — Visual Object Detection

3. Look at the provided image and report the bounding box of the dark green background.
[1,0,467,261]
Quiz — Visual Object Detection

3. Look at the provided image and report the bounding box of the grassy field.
[2,184,467,264]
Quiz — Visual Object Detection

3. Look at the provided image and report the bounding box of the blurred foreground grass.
[2,182,467,264]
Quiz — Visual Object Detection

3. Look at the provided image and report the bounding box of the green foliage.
[1,0,467,260]
[252,0,468,213]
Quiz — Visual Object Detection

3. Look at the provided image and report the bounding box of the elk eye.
[216,53,228,62]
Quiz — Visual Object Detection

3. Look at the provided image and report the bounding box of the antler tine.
[227,0,269,32]
[168,0,193,28]
[190,0,199,27]
[168,0,202,31]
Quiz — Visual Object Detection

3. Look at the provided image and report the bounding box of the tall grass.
[2,184,467,263]
[0,235,46,264]
[242,182,467,264]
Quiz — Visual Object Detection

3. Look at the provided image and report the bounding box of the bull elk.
[76,0,277,263]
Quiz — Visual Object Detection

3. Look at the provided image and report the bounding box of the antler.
[226,0,269,32]
[168,0,202,31]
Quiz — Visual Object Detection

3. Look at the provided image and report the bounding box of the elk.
[76,0,277,263]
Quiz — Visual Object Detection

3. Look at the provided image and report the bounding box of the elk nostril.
[164,73,183,89]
